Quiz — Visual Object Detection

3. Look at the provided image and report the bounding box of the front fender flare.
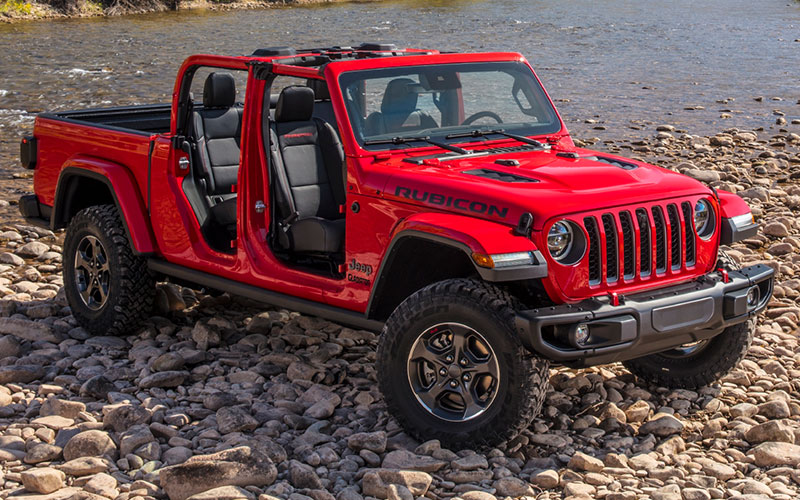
[382,212,547,282]
[54,159,157,255]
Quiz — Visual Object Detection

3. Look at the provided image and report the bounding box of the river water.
[0,0,799,178]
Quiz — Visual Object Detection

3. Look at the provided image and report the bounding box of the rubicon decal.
[394,187,509,218]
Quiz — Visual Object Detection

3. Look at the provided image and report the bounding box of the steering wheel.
[462,111,503,126]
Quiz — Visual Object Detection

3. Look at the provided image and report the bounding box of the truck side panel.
[32,115,152,207]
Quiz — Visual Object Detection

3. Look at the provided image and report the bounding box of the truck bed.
[43,103,172,135]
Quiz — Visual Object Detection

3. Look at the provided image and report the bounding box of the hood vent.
[463,169,539,183]
[586,155,638,170]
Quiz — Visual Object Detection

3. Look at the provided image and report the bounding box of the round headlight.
[694,199,714,239]
[548,221,573,260]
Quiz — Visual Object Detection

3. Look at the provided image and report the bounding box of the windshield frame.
[332,57,565,154]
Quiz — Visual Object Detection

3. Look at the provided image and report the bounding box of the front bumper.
[515,264,774,367]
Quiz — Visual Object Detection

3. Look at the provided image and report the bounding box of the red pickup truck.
[19,44,773,447]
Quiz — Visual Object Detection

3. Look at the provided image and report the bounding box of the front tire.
[63,205,154,337]
[623,249,754,388]
[377,279,549,448]
[622,319,754,389]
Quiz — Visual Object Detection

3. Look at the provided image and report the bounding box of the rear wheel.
[377,279,549,448]
[63,205,154,336]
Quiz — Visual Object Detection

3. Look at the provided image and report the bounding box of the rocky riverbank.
[0,126,799,500]
[0,0,369,23]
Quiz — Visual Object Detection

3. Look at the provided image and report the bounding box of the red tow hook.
[718,268,730,283]
[609,292,620,306]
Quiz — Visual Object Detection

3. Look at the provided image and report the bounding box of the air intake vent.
[485,145,539,155]
[462,169,539,183]
[585,156,638,170]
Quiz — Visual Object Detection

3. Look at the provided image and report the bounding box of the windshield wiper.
[364,136,471,155]
[446,129,546,149]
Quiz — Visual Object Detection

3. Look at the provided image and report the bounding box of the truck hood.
[380,146,713,230]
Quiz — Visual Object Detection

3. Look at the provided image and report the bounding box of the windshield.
[339,61,561,150]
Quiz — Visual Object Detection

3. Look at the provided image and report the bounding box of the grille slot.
[584,216,601,285]
[652,206,667,273]
[667,204,682,270]
[636,208,652,277]
[619,211,635,279]
[681,202,696,266]
[601,214,618,282]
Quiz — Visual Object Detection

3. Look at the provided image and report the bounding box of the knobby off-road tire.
[623,250,755,389]
[63,205,154,337]
[377,279,550,448]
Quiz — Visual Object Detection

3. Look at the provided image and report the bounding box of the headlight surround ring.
[547,220,586,265]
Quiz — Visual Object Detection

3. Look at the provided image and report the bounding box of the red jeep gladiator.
[19,44,774,447]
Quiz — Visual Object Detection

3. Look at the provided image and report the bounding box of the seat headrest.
[275,86,315,123]
[306,79,331,100]
[203,72,236,109]
[381,78,418,115]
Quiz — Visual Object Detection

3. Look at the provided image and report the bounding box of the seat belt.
[268,124,299,232]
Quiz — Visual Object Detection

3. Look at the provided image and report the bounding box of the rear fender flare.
[54,159,157,255]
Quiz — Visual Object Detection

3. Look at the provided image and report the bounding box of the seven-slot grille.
[583,201,697,286]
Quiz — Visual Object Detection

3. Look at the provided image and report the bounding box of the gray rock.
[24,443,62,464]
[20,467,65,494]
[63,430,118,461]
[0,335,21,357]
[159,446,277,500]
[163,446,193,465]
[203,392,237,411]
[80,375,115,399]
[217,405,259,434]
[139,370,188,388]
[639,414,684,437]
[492,477,532,497]
[289,459,324,489]
[362,470,432,498]
[347,431,387,454]
[39,397,86,419]
[187,486,255,500]
[57,456,110,476]
[0,318,61,343]
[382,449,448,472]
[151,352,186,372]
[103,404,151,432]
[119,424,155,457]
[752,442,800,467]
[17,241,50,258]
[0,364,45,384]
[192,322,221,351]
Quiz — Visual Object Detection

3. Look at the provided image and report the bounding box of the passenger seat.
[191,72,243,237]
[270,86,346,254]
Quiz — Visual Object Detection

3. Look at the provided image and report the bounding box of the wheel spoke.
[458,385,483,420]
[96,283,108,304]
[409,335,443,365]
[416,380,447,411]
[75,251,93,272]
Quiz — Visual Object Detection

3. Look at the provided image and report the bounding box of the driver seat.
[364,78,438,136]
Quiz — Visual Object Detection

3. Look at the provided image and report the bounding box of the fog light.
[572,323,590,347]
[747,286,759,308]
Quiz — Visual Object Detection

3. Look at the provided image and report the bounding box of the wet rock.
[159,446,277,500]
[63,430,118,461]
[20,467,65,494]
